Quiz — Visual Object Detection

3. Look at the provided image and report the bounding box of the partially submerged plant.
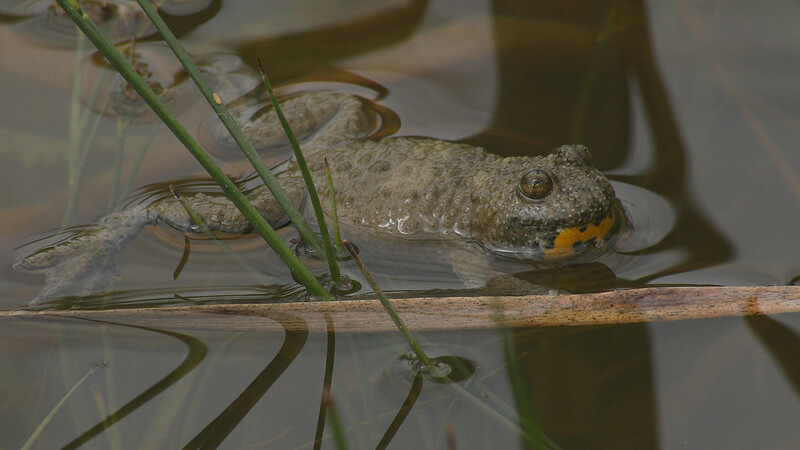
[53,0,443,374]
[55,0,334,300]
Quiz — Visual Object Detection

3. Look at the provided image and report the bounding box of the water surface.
[1,0,798,447]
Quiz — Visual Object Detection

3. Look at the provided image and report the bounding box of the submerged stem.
[62,31,85,228]
[21,361,106,450]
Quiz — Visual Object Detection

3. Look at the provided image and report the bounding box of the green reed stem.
[257,58,341,283]
[133,0,325,258]
[324,157,344,258]
[342,241,436,371]
[55,0,334,300]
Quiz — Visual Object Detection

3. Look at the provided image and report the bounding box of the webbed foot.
[14,206,151,305]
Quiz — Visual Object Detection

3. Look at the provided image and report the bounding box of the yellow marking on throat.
[543,210,616,259]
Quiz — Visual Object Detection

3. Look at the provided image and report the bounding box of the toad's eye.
[518,170,553,200]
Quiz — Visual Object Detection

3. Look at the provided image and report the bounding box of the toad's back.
[266,93,617,260]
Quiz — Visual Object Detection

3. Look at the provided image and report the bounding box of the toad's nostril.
[557,145,594,166]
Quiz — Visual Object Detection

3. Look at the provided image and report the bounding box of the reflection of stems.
[107,116,129,211]
[62,320,207,449]
[63,33,85,228]
[446,381,550,448]
[745,302,800,398]
[491,307,559,449]
[314,313,337,450]
[183,319,309,448]
[119,121,159,200]
[376,373,423,449]
[411,333,553,447]
[499,327,558,449]
[717,67,800,201]
[21,361,106,450]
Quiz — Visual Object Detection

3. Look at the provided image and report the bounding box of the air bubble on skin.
[397,216,420,235]
[453,215,471,237]
[423,215,440,233]
[378,217,396,229]
[440,213,454,229]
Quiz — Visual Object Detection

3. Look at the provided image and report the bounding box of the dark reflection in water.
[375,370,423,449]
[479,3,725,448]
[62,319,208,449]
[511,323,657,448]
[3,311,800,447]
[468,0,732,286]
[234,0,430,83]
[745,305,800,399]
[182,315,308,449]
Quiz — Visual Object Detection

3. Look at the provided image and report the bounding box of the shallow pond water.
[0,0,799,447]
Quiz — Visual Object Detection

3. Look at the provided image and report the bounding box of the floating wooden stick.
[7,286,799,332]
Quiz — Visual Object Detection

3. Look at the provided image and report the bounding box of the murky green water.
[1,0,798,447]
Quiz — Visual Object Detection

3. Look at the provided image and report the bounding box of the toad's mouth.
[540,208,617,260]
[486,206,620,261]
